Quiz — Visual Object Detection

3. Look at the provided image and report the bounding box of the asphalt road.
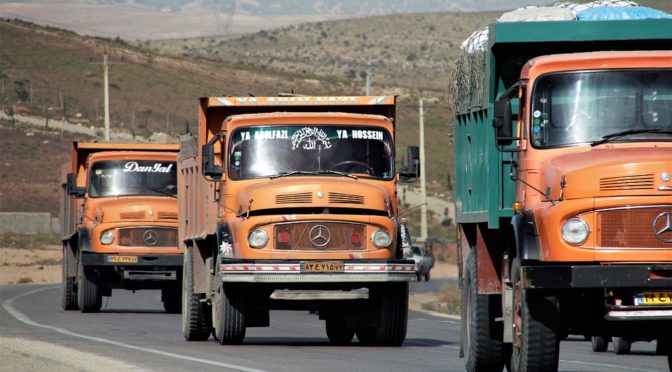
[1,284,669,372]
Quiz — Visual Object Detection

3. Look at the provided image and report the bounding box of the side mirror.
[66,173,85,198]
[493,99,513,146]
[202,132,224,180]
[399,146,420,182]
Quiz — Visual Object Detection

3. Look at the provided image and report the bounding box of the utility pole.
[103,53,110,141]
[419,97,428,241]
[365,59,371,96]
[91,51,121,142]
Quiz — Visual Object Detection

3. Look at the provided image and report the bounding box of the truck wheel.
[212,283,246,345]
[463,250,506,372]
[356,283,408,346]
[61,243,78,310]
[510,258,559,372]
[591,336,609,352]
[326,318,355,345]
[162,284,181,314]
[181,247,211,341]
[613,337,631,355]
[77,255,102,313]
[655,338,670,355]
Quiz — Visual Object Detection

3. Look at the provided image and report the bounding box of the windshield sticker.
[123,162,173,173]
[336,129,383,140]
[533,110,541,118]
[291,127,332,150]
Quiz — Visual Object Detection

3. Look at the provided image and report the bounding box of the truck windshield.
[530,69,672,148]
[88,160,177,198]
[228,125,394,180]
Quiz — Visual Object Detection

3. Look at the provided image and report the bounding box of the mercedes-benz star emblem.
[143,229,159,246]
[652,212,672,243]
[309,225,331,247]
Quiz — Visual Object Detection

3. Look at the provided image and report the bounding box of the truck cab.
[60,142,182,313]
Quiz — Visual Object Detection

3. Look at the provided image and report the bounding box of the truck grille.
[158,211,178,220]
[276,192,312,204]
[329,192,364,204]
[119,211,146,220]
[275,222,366,251]
[117,227,177,247]
[599,174,654,191]
[596,206,671,249]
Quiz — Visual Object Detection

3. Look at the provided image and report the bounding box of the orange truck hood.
[91,196,178,224]
[543,146,672,200]
[236,177,391,214]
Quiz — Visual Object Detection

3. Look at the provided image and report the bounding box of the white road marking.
[560,359,663,372]
[2,286,267,372]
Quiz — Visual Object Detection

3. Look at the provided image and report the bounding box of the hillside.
[146,12,498,92]
[0,18,457,222]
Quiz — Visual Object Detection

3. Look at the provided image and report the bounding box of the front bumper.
[523,264,672,321]
[219,259,415,283]
[522,264,672,289]
[81,253,182,281]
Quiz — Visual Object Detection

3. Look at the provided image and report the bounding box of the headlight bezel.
[100,230,115,245]
[371,229,392,248]
[248,229,269,248]
[561,217,590,245]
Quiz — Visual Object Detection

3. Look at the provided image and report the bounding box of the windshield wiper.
[590,129,672,147]
[269,171,318,179]
[315,170,358,179]
[269,170,358,179]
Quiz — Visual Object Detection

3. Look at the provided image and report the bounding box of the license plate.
[301,261,344,273]
[107,255,139,263]
[634,292,672,305]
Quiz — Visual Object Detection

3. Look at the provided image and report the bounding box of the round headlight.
[562,218,589,245]
[248,229,269,248]
[100,230,115,245]
[371,230,392,248]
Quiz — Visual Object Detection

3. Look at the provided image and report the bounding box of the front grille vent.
[158,211,178,220]
[599,174,654,191]
[329,192,364,204]
[120,211,146,220]
[276,192,312,204]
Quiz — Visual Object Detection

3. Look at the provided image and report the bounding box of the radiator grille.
[119,211,146,220]
[599,174,654,191]
[275,222,366,251]
[597,207,671,248]
[329,192,364,204]
[117,227,177,247]
[276,192,312,204]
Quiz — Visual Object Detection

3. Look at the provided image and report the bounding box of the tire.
[77,255,102,313]
[61,243,78,310]
[212,283,246,345]
[613,337,631,355]
[162,284,182,314]
[510,258,559,372]
[655,338,670,356]
[181,246,211,341]
[326,318,355,345]
[463,250,506,372]
[356,283,408,346]
[591,336,609,352]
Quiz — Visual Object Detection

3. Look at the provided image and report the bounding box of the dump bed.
[453,18,672,228]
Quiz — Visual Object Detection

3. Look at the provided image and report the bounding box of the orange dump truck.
[60,142,181,313]
[179,95,419,345]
